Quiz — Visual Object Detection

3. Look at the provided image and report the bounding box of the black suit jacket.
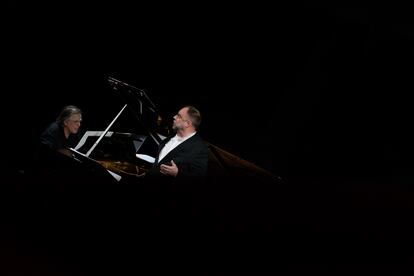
[139,133,209,226]
[146,133,209,183]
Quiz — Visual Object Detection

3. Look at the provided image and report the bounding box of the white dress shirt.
[157,132,196,163]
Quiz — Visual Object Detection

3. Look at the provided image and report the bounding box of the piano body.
[34,76,282,185]
[27,77,285,233]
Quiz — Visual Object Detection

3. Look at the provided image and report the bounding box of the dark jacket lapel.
[159,134,199,163]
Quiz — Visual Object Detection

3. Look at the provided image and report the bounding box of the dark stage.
[3,4,414,274]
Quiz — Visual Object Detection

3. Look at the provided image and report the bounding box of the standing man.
[146,105,209,183]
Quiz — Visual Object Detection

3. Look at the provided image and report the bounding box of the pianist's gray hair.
[56,105,82,126]
[184,105,202,130]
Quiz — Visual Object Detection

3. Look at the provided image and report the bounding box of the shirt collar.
[175,132,196,142]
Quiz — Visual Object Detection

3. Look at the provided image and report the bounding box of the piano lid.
[107,77,164,146]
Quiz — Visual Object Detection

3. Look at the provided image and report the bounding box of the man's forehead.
[178,108,188,116]
[69,113,82,120]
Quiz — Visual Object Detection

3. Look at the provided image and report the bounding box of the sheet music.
[136,154,155,164]
[75,131,115,151]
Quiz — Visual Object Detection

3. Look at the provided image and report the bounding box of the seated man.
[37,105,83,172]
[40,105,82,157]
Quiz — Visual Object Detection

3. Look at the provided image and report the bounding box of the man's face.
[64,113,82,134]
[172,107,190,131]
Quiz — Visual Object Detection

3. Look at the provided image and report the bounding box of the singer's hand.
[160,160,178,177]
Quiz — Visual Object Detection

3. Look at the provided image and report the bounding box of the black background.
[3,3,414,274]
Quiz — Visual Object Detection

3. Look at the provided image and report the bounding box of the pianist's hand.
[160,160,178,177]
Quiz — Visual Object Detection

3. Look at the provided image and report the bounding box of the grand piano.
[26,77,285,233]
[63,77,283,185]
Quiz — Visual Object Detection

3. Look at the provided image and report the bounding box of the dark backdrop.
[3,3,414,274]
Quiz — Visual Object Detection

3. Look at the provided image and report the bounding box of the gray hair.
[56,105,82,126]
[184,105,202,130]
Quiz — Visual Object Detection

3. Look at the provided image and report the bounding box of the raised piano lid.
[108,76,164,147]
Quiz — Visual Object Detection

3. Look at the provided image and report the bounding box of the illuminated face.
[172,107,190,131]
[64,113,82,135]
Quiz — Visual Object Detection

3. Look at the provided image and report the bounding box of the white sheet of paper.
[136,154,155,164]
[107,170,122,182]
